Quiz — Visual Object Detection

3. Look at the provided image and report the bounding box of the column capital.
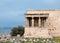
[32,17,34,19]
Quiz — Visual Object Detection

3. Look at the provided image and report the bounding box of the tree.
[10,26,24,36]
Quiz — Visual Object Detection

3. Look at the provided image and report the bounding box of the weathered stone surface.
[24,10,60,38]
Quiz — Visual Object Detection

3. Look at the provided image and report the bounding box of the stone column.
[25,17,29,27]
[32,17,34,27]
[44,17,48,28]
[45,18,48,28]
[39,17,41,27]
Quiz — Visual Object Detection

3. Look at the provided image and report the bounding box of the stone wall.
[47,11,60,37]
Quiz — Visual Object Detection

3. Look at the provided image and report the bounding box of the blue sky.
[0,0,60,28]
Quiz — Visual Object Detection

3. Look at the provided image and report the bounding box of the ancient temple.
[24,10,60,38]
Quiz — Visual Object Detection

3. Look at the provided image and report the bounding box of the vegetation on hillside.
[10,26,24,36]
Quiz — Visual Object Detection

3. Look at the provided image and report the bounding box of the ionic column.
[39,17,41,27]
[25,17,29,27]
[32,17,34,27]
